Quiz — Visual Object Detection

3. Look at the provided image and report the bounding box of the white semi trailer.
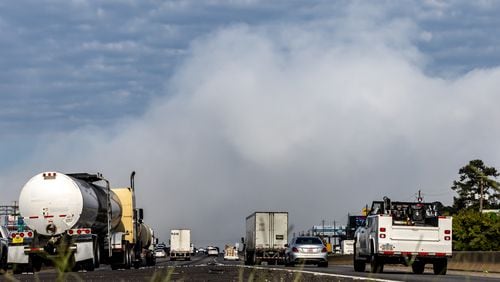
[8,171,155,273]
[244,212,288,265]
[170,229,191,261]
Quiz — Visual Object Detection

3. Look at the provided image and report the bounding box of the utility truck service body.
[8,172,155,273]
[170,229,191,261]
[244,212,288,265]
[354,197,452,275]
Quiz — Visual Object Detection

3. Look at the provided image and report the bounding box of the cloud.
[2,2,500,246]
[3,12,500,246]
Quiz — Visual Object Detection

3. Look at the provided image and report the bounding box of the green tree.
[451,159,500,212]
[453,209,500,251]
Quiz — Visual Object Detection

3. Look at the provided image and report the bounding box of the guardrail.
[328,252,500,273]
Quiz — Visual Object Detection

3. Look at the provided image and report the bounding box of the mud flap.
[74,241,94,262]
[8,246,29,264]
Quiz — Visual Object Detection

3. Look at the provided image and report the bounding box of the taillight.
[19,232,25,238]
[292,247,299,253]
[444,230,451,234]
[27,232,33,237]
[68,229,74,235]
[11,233,16,238]
[380,234,386,238]
[445,236,451,241]
[77,229,82,235]
[85,229,91,234]
[380,227,386,232]
[321,247,327,253]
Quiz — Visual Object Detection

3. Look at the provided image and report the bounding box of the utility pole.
[479,178,484,213]
[322,219,325,237]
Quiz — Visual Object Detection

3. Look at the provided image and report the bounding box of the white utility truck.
[354,197,452,275]
[170,229,191,261]
[244,211,288,265]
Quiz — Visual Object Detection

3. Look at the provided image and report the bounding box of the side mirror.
[241,237,244,243]
[284,244,289,247]
[139,208,144,221]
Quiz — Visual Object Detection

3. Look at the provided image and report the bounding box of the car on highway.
[154,247,167,258]
[284,236,328,267]
[207,246,219,257]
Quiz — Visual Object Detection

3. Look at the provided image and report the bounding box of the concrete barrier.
[328,252,500,273]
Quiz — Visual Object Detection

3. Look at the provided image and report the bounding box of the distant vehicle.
[341,239,354,255]
[244,212,288,265]
[197,248,206,254]
[284,236,328,267]
[170,229,191,261]
[223,245,239,261]
[354,196,452,275]
[154,248,167,258]
[0,225,9,272]
[207,246,219,257]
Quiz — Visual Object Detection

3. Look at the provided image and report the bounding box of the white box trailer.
[170,229,191,261]
[244,212,288,265]
[224,245,239,261]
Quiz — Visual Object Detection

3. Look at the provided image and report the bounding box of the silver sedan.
[284,236,328,267]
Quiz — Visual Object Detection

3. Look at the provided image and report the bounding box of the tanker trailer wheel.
[93,238,100,269]
[124,243,133,269]
[12,264,24,275]
[32,256,42,272]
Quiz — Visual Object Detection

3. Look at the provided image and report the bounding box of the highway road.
[1,254,499,281]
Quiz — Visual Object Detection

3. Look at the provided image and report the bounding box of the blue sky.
[1,0,500,245]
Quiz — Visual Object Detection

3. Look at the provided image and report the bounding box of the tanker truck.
[7,171,155,273]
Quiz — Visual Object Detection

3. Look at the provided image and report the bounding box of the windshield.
[295,237,323,245]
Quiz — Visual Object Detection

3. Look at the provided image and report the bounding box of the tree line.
[446,159,500,251]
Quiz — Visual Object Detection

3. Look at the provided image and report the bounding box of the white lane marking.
[241,265,402,282]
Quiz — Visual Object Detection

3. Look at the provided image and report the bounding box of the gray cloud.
[2,1,500,246]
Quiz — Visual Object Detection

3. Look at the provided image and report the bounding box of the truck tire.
[244,251,254,265]
[12,264,23,274]
[433,259,447,275]
[93,238,100,269]
[370,254,383,273]
[124,245,132,269]
[1,248,7,272]
[318,261,328,267]
[411,261,425,274]
[353,244,366,272]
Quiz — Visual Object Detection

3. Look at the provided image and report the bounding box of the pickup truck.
[354,197,452,275]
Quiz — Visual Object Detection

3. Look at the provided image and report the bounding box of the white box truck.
[244,212,288,265]
[170,229,191,261]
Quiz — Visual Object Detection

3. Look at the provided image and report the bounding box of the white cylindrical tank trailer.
[19,172,122,236]
[9,171,156,272]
